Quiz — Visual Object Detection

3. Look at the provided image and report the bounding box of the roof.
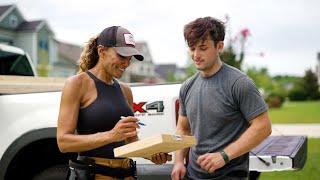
[16,20,43,31]
[57,41,82,65]
[0,5,13,17]
[0,5,50,33]
[155,64,177,80]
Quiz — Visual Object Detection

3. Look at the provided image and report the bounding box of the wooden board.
[114,134,196,158]
[0,75,66,94]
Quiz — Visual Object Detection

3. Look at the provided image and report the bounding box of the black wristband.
[219,150,229,163]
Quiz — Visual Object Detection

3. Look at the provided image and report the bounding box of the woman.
[57,26,170,180]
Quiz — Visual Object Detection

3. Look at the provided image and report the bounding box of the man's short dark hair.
[184,17,225,47]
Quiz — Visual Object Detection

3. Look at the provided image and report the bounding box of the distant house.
[122,42,159,83]
[50,41,81,77]
[155,64,176,81]
[155,64,187,82]
[0,4,80,77]
[0,5,56,75]
[0,4,160,80]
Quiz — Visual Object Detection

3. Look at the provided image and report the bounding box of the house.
[50,40,81,77]
[0,4,81,77]
[51,41,158,81]
[0,4,159,80]
[121,41,159,83]
[155,64,187,82]
[0,4,58,76]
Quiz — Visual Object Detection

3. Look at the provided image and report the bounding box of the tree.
[185,61,197,77]
[221,28,250,70]
[246,67,273,92]
[246,67,287,108]
[181,56,197,81]
[167,70,176,82]
[288,69,320,101]
[288,86,308,101]
[303,69,320,100]
[220,46,241,69]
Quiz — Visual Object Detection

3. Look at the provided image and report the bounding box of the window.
[39,39,48,50]
[9,15,18,28]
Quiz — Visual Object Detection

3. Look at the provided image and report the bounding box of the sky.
[2,0,320,76]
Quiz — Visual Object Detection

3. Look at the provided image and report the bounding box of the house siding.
[0,29,15,44]
[37,26,51,66]
[0,8,24,30]
[14,31,35,62]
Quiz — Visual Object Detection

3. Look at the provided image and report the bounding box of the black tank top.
[77,71,134,158]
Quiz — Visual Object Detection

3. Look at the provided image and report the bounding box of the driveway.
[272,124,320,138]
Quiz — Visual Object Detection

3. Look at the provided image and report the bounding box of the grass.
[269,101,320,124]
[260,138,320,180]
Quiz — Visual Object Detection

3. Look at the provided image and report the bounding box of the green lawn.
[260,138,320,180]
[269,101,320,123]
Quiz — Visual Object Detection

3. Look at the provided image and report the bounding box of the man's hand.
[197,152,226,173]
[149,152,172,165]
[171,162,186,180]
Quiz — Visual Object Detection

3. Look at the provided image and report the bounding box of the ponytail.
[78,36,99,73]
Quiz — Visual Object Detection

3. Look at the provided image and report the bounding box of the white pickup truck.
[0,83,308,180]
[0,44,307,180]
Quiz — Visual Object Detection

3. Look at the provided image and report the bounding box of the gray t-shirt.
[179,63,268,179]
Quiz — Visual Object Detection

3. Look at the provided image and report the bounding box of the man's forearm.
[174,114,191,164]
[174,129,191,163]
[175,148,190,164]
[224,112,271,161]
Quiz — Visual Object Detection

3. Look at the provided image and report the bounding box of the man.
[171,17,272,180]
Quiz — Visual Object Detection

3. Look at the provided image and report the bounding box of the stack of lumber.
[0,75,66,94]
[114,134,196,158]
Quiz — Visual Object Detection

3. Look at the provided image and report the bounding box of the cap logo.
[123,33,135,46]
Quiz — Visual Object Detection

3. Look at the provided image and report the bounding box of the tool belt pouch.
[94,159,137,179]
[67,159,95,180]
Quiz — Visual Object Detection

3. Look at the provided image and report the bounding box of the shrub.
[266,94,285,108]
[288,88,308,101]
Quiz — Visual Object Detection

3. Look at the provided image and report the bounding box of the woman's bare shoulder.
[63,72,91,93]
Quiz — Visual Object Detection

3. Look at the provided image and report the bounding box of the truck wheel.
[32,165,69,180]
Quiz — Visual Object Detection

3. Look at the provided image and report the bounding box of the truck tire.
[32,165,69,180]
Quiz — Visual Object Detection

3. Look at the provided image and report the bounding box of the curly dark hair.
[78,35,99,73]
[184,16,225,47]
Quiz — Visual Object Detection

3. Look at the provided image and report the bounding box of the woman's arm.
[57,77,138,153]
[119,82,139,143]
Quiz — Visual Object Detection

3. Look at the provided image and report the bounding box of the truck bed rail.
[0,75,66,94]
